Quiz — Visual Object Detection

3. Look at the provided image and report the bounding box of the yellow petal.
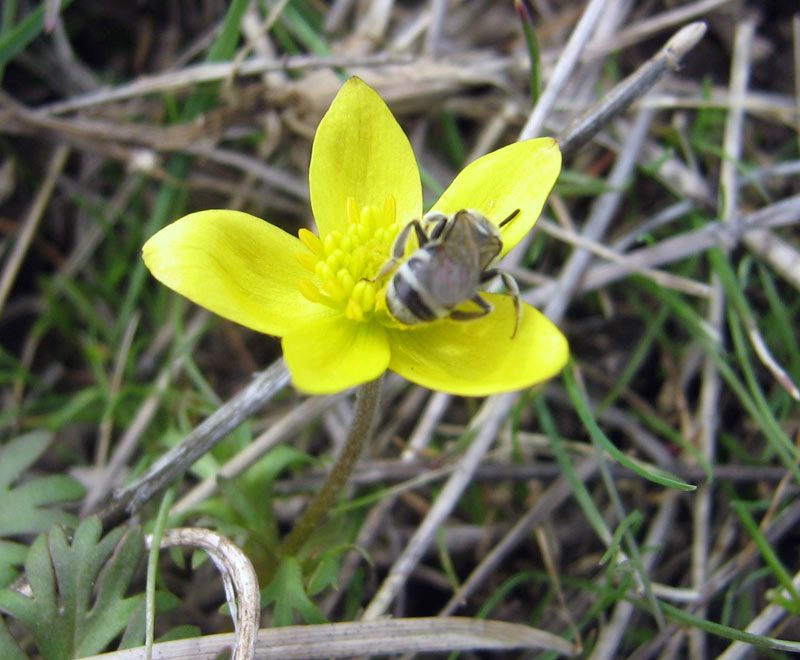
[309,77,422,237]
[431,138,561,257]
[387,294,568,396]
[282,316,390,394]
[143,210,330,337]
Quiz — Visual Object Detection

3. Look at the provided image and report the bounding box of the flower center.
[295,195,402,322]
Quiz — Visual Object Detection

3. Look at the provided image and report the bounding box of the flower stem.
[279,377,382,558]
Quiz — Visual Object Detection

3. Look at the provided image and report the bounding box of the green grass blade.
[279,1,330,56]
[535,396,612,544]
[634,276,800,484]
[145,487,176,655]
[756,261,800,372]
[659,600,800,652]
[514,0,541,106]
[0,0,75,76]
[730,498,800,609]
[563,362,695,491]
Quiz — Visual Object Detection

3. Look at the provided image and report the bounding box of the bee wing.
[423,243,481,308]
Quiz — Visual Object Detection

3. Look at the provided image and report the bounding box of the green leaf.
[0,431,84,537]
[156,624,202,643]
[262,557,326,626]
[0,518,144,660]
[217,475,276,545]
[118,590,183,650]
[0,614,28,660]
[0,541,28,588]
[306,550,343,597]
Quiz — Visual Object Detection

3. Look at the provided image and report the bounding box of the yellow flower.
[143,77,567,396]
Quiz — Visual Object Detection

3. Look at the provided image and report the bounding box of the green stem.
[145,486,175,660]
[279,377,382,557]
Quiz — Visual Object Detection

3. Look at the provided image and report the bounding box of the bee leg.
[501,272,522,339]
[450,294,492,321]
[421,211,449,239]
[371,219,429,281]
[481,269,522,338]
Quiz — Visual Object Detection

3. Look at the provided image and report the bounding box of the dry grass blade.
[743,228,800,292]
[96,360,290,528]
[583,0,729,58]
[362,392,519,620]
[559,22,707,158]
[0,143,68,314]
[545,108,654,322]
[526,194,800,307]
[146,528,260,660]
[536,217,712,298]
[80,310,211,516]
[691,17,754,660]
[170,392,346,515]
[519,0,609,140]
[78,617,576,660]
[440,456,600,616]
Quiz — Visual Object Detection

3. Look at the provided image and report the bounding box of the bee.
[375,208,523,338]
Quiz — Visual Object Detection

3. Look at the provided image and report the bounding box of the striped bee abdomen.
[386,249,447,324]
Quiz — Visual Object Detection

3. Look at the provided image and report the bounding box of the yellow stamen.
[382,195,396,227]
[345,298,364,322]
[324,233,338,254]
[297,277,323,303]
[326,253,341,271]
[360,281,376,311]
[295,197,402,324]
[360,204,376,229]
[351,279,367,305]
[350,247,365,277]
[346,196,359,226]
[321,277,346,301]
[296,251,319,272]
[374,287,388,313]
[338,269,355,294]
[316,261,333,282]
[298,228,323,256]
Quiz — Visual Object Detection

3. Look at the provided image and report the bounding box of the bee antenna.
[499,208,521,227]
